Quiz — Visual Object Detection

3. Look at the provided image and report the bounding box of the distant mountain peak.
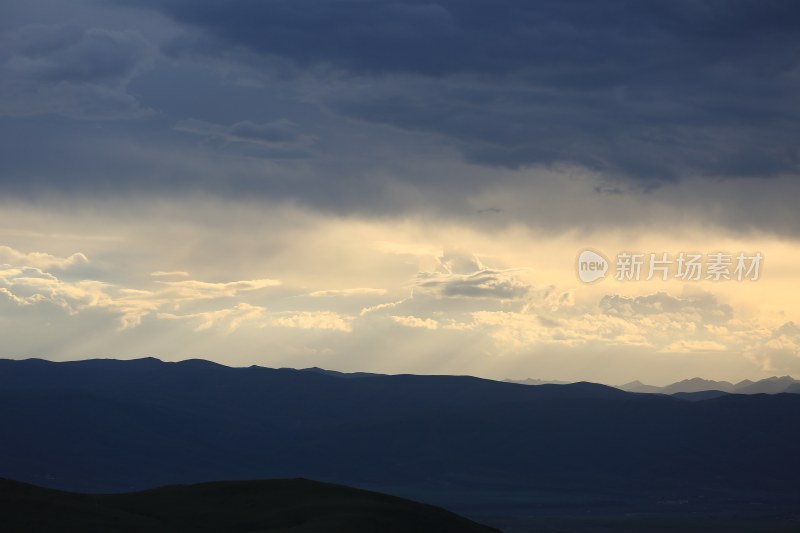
[618,375,800,395]
[503,377,571,386]
[299,367,383,379]
[617,380,662,393]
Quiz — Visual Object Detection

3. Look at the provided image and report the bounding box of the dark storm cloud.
[0,24,152,118]
[174,118,315,157]
[126,0,800,77]
[416,269,530,300]
[9,25,147,83]
[125,0,800,179]
[1,0,799,236]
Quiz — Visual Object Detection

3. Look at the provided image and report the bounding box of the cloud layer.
[136,0,800,178]
[1,0,799,383]
[2,223,797,382]
[0,0,799,237]
[0,24,152,118]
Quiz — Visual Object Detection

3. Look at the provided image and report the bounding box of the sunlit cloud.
[310,288,387,298]
[150,271,190,278]
[159,303,267,332]
[155,279,281,301]
[391,315,439,330]
[0,245,281,330]
[0,199,798,383]
[270,311,353,332]
[0,245,88,270]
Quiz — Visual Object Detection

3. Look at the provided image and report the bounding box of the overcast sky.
[1,0,799,384]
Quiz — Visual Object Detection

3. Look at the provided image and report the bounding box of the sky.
[1,0,799,385]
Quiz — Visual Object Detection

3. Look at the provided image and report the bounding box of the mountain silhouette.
[734,376,800,394]
[502,377,571,385]
[617,379,663,393]
[616,375,800,395]
[670,390,731,402]
[511,375,800,395]
[0,476,497,532]
[300,367,384,379]
[660,378,738,394]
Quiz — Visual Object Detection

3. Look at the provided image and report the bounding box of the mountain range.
[505,375,800,395]
[1,357,799,532]
[617,376,800,395]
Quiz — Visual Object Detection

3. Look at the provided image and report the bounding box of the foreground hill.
[0,476,497,532]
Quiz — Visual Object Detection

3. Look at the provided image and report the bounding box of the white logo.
[577,249,608,283]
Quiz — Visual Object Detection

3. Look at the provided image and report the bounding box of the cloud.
[0,0,797,244]
[748,322,800,373]
[416,269,530,300]
[7,25,148,83]
[391,315,439,330]
[156,278,281,301]
[0,245,88,270]
[133,0,800,179]
[660,340,728,353]
[159,308,354,333]
[0,265,158,328]
[159,302,266,332]
[599,290,733,324]
[175,118,315,156]
[270,311,353,332]
[139,0,800,78]
[310,288,387,297]
[150,271,190,278]
[360,297,409,317]
[0,25,154,118]
[389,285,748,356]
[0,245,281,329]
[0,213,797,382]
[467,308,650,350]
